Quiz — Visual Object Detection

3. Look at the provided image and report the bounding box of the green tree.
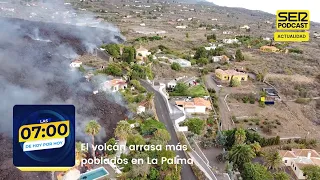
[186,32,189,38]
[140,119,166,135]
[157,150,176,170]
[134,94,145,103]
[131,152,150,177]
[242,162,273,180]
[234,128,246,145]
[171,62,182,71]
[127,134,146,146]
[174,82,188,95]
[194,47,207,59]
[105,63,122,76]
[114,120,132,143]
[250,141,262,155]
[102,44,121,58]
[263,150,283,170]
[185,118,205,135]
[235,49,244,61]
[207,33,217,42]
[85,120,101,157]
[190,59,197,65]
[122,46,136,63]
[230,76,241,87]
[149,167,160,180]
[301,165,320,180]
[154,129,171,143]
[105,138,116,155]
[228,144,256,169]
[145,92,154,109]
[273,172,290,180]
[216,130,227,147]
[197,58,209,66]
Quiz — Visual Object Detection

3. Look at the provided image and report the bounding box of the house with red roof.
[100,79,127,92]
[175,97,212,114]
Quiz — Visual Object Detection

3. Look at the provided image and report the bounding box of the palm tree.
[234,128,246,145]
[250,141,262,155]
[85,120,101,157]
[114,120,132,143]
[228,144,256,169]
[263,150,283,170]
[145,92,154,109]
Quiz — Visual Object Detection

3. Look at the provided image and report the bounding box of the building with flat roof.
[168,58,191,67]
[215,69,248,82]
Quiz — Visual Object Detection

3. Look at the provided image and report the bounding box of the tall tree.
[194,46,207,59]
[145,92,154,109]
[235,49,244,62]
[263,150,283,170]
[228,144,256,169]
[250,141,262,155]
[242,162,273,180]
[174,82,188,95]
[85,120,101,157]
[302,165,320,180]
[234,128,246,145]
[114,120,132,143]
[153,129,171,143]
[216,130,227,147]
[122,46,136,63]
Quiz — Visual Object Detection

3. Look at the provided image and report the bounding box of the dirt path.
[204,74,234,130]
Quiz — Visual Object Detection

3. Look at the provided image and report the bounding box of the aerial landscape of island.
[0,0,319,180]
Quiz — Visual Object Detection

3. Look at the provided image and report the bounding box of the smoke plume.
[0,0,127,142]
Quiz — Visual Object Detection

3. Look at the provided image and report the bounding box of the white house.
[100,79,127,92]
[263,37,272,41]
[136,46,151,60]
[166,80,177,89]
[279,149,320,179]
[175,98,212,114]
[205,44,217,51]
[223,38,239,44]
[137,105,146,114]
[223,31,233,35]
[176,26,187,29]
[240,25,250,29]
[168,58,191,67]
[212,55,230,63]
[69,60,82,68]
[140,23,146,26]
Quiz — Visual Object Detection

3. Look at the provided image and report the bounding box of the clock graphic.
[13,105,75,171]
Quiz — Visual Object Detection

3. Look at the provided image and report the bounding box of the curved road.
[140,81,197,180]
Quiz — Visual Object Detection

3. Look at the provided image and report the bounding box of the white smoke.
[0,0,127,143]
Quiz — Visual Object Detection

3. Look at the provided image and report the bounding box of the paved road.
[140,81,197,180]
[204,74,233,130]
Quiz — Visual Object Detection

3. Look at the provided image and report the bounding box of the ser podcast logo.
[13,105,75,171]
[274,10,310,42]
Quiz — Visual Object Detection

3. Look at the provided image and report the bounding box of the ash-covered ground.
[0,1,127,179]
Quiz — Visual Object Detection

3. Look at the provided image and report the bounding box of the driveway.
[204,74,233,130]
[140,81,197,180]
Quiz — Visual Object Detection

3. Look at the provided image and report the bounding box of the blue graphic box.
[13,105,75,168]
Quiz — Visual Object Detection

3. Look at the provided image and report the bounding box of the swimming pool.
[79,167,109,180]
